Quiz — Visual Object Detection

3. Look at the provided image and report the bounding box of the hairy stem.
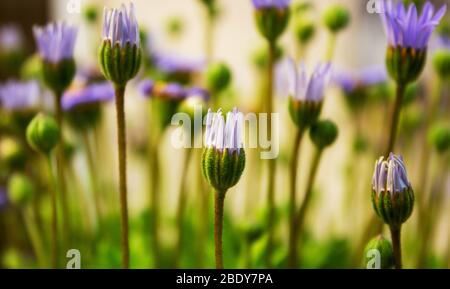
[214,190,226,269]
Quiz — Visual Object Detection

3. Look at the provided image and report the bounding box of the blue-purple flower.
[0,80,40,112]
[373,153,410,195]
[0,25,24,53]
[251,0,291,10]
[205,108,243,153]
[61,81,114,111]
[0,187,8,211]
[153,53,205,74]
[334,66,387,94]
[33,22,77,64]
[380,0,447,50]
[102,3,140,48]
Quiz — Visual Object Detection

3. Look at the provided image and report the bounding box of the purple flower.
[138,79,154,96]
[437,36,450,50]
[0,80,40,111]
[186,87,210,102]
[204,108,243,153]
[0,25,24,52]
[153,53,205,74]
[251,0,291,9]
[61,81,114,111]
[334,66,387,93]
[380,0,447,50]
[33,22,77,63]
[0,187,8,211]
[139,79,187,100]
[285,59,332,102]
[102,3,140,48]
[373,153,411,195]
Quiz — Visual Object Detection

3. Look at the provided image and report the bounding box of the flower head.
[205,108,243,154]
[33,22,77,63]
[102,3,140,48]
[0,25,24,52]
[371,153,414,228]
[0,80,40,112]
[62,81,114,111]
[0,187,8,211]
[153,53,204,74]
[334,66,387,94]
[251,0,291,10]
[380,0,447,50]
[140,81,187,100]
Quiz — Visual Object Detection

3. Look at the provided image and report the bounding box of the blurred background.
[0,0,449,268]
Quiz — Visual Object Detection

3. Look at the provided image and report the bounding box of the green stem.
[288,128,305,268]
[265,39,277,268]
[45,155,58,269]
[390,226,402,269]
[205,9,214,62]
[82,131,102,226]
[197,149,209,268]
[214,190,226,269]
[325,32,336,61]
[385,83,406,157]
[115,86,129,269]
[175,148,193,267]
[295,148,322,267]
[22,206,46,268]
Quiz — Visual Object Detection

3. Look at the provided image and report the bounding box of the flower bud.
[294,19,315,44]
[363,235,394,269]
[386,46,427,85]
[322,5,350,33]
[289,99,322,129]
[26,113,60,155]
[432,50,450,79]
[8,173,35,206]
[42,59,76,95]
[428,123,450,154]
[205,62,232,94]
[372,153,414,229]
[202,108,245,193]
[253,1,291,42]
[309,119,338,150]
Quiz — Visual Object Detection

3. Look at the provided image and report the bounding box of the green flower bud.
[202,147,246,193]
[432,50,450,79]
[363,235,394,269]
[309,119,338,150]
[255,7,290,42]
[26,113,60,155]
[83,5,99,24]
[289,98,322,128]
[0,137,26,169]
[386,46,427,85]
[251,45,284,70]
[322,5,350,33]
[42,59,76,95]
[428,123,450,154]
[99,40,141,89]
[295,19,316,44]
[205,62,232,94]
[166,17,184,37]
[8,173,35,206]
[372,154,414,230]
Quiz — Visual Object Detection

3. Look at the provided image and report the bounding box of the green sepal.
[255,7,290,43]
[386,46,427,85]
[372,187,414,229]
[42,58,76,96]
[288,98,322,129]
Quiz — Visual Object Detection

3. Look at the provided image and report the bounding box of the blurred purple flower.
[102,3,140,48]
[284,58,332,102]
[204,107,243,153]
[186,87,210,102]
[373,153,411,195]
[380,0,447,50]
[33,22,77,63]
[139,79,186,100]
[61,81,114,111]
[138,79,155,96]
[251,0,291,9]
[0,25,24,52]
[0,187,8,210]
[0,80,40,111]
[437,36,450,50]
[334,66,387,93]
[153,53,205,74]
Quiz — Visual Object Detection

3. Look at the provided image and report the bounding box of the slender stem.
[197,149,209,268]
[390,226,402,269]
[22,206,46,268]
[265,39,277,268]
[205,9,214,62]
[115,86,129,269]
[45,155,58,268]
[385,83,406,157]
[214,190,226,269]
[295,149,322,267]
[82,131,102,225]
[325,32,336,61]
[288,128,304,268]
[175,148,193,267]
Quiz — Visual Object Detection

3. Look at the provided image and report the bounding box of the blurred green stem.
[288,128,305,268]
[45,155,58,268]
[325,32,336,61]
[205,8,214,61]
[390,226,402,269]
[295,148,322,266]
[175,148,193,267]
[214,190,226,269]
[385,83,406,157]
[82,131,101,227]
[115,86,129,269]
[23,206,46,268]
[265,39,277,268]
